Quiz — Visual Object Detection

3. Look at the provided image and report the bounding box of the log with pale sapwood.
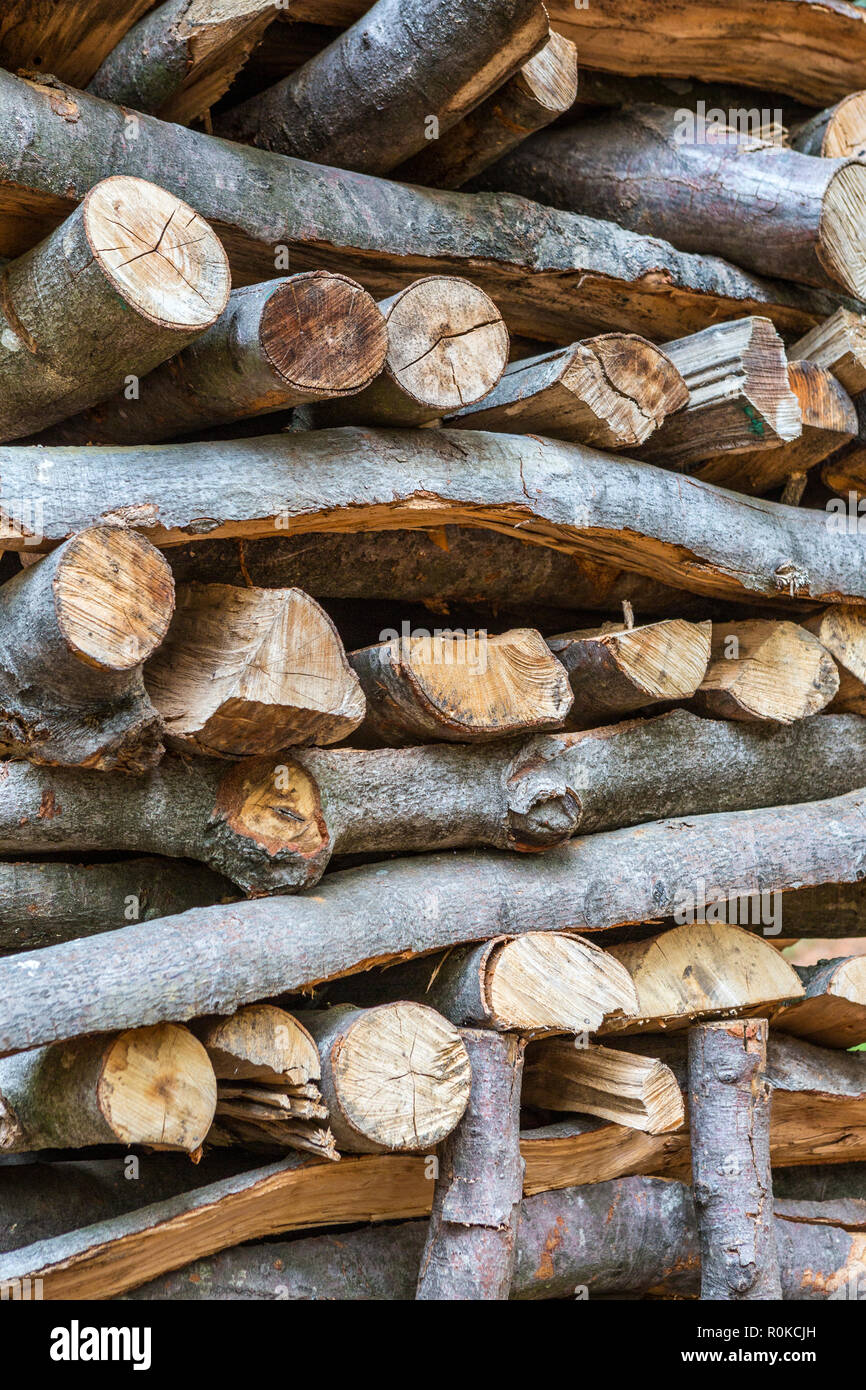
[771,959,866,1049]
[791,307,866,395]
[522,1040,684,1135]
[548,619,710,727]
[790,92,866,159]
[801,605,866,715]
[691,620,839,723]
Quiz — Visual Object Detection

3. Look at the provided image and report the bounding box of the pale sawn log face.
[693,620,840,724]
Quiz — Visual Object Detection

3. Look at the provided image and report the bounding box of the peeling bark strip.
[0,1,154,87]
[0,175,229,443]
[32,274,388,446]
[792,307,866,398]
[88,0,277,126]
[0,72,853,345]
[693,620,840,724]
[0,1025,216,1154]
[0,787,863,1056]
[688,1020,781,1300]
[447,334,688,450]
[772,958,866,1050]
[4,429,866,607]
[549,620,711,728]
[416,1030,524,1300]
[0,858,234,956]
[216,0,548,174]
[0,527,174,773]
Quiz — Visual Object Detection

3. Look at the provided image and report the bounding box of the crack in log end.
[213,755,329,862]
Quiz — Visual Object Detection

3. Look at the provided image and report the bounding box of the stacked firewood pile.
[3,0,866,1307]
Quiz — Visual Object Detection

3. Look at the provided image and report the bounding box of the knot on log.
[506,780,583,848]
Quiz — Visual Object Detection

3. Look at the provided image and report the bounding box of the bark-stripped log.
[446,334,688,450]
[791,93,866,161]
[548,620,711,728]
[312,278,509,427]
[801,606,866,716]
[144,583,365,756]
[0,787,861,1056]
[0,527,174,773]
[0,859,234,956]
[0,1,154,87]
[4,428,866,608]
[30,274,388,446]
[694,361,858,495]
[522,1040,685,1134]
[0,1025,216,1154]
[688,1019,781,1300]
[348,628,573,745]
[397,32,578,190]
[0,72,853,345]
[791,308,866,397]
[314,933,639,1034]
[216,0,548,174]
[416,1030,524,1300]
[0,175,230,442]
[772,959,866,1049]
[87,0,277,126]
[692,620,839,723]
[302,1004,471,1154]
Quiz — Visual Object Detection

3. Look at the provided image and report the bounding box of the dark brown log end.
[260,270,388,396]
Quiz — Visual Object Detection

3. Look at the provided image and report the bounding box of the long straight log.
[549,619,711,727]
[0,2,154,87]
[772,959,866,1049]
[692,620,840,723]
[0,787,862,1056]
[0,70,853,345]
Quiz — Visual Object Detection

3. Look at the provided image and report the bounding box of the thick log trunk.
[692,620,839,723]
[801,606,866,715]
[772,958,866,1049]
[791,93,866,161]
[523,1041,685,1135]
[446,334,688,450]
[215,0,548,175]
[0,175,229,442]
[30,275,388,446]
[0,71,853,345]
[87,0,277,125]
[791,308,866,396]
[397,32,578,191]
[549,619,711,727]
[0,787,862,1056]
[144,583,365,755]
[0,1025,216,1154]
[416,1030,524,1300]
[312,278,509,427]
[0,2,154,87]
[4,429,866,608]
[0,527,174,772]
[688,1019,781,1299]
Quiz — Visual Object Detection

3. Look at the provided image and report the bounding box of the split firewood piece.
[0,859,233,956]
[396,31,578,190]
[522,1040,685,1135]
[315,934,639,1034]
[87,0,278,126]
[0,527,174,773]
[599,922,804,1037]
[311,278,509,427]
[790,307,866,397]
[692,620,839,724]
[823,447,866,500]
[635,318,802,472]
[32,274,388,446]
[0,175,230,443]
[349,628,573,744]
[688,1019,781,1300]
[0,1,154,87]
[302,1004,472,1154]
[416,1030,524,1300]
[694,361,858,495]
[215,0,548,174]
[144,583,365,756]
[477,105,866,299]
[0,1024,216,1154]
[790,93,866,160]
[548,619,711,728]
[801,605,866,716]
[771,958,866,1050]
[445,334,688,449]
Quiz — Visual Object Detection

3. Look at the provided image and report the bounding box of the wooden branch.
[694,361,858,495]
[801,605,866,715]
[5,429,866,608]
[693,620,839,724]
[312,278,509,427]
[396,32,578,190]
[772,959,866,1049]
[0,72,853,345]
[523,1040,685,1135]
[688,1018,781,1299]
[0,1,153,87]
[302,1003,471,1153]
[416,1030,524,1300]
[790,307,866,396]
[0,787,862,1056]
[87,0,277,125]
[791,93,866,161]
[144,583,365,756]
[348,628,573,744]
[0,527,174,772]
[195,1005,320,1085]
[215,0,548,175]
[446,334,688,450]
[548,619,711,727]
[32,274,388,446]
[0,1025,216,1154]
[0,174,229,442]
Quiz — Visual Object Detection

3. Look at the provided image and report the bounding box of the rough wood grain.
[772,958,866,1049]
[0,1,154,87]
[791,92,866,160]
[549,619,711,728]
[801,605,866,715]
[523,1040,685,1134]
[791,307,866,396]
[693,620,840,724]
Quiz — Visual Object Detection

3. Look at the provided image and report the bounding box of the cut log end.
[214,753,330,867]
[821,163,866,301]
[694,620,840,724]
[565,335,689,449]
[98,1023,217,1152]
[385,277,509,411]
[196,1005,321,1084]
[486,933,639,1033]
[55,526,175,671]
[260,271,388,396]
[83,175,231,330]
[519,30,579,113]
[741,318,803,444]
[821,91,866,159]
[523,1040,686,1134]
